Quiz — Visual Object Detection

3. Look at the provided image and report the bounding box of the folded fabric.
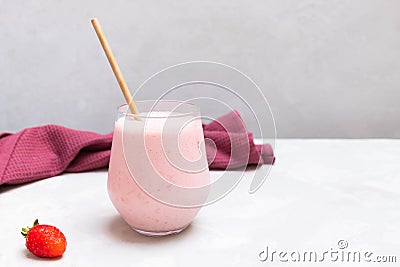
[0,111,274,185]
[203,110,274,169]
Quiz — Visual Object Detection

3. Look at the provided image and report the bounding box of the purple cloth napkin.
[0,111,274,185]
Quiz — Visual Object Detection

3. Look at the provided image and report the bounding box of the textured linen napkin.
[0,111,274,185]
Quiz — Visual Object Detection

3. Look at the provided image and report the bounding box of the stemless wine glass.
[107,100,210,236]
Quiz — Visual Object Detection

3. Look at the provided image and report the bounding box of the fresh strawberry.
[21,219,67,258]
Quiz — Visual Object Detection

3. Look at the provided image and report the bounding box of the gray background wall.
[0,0,399,138]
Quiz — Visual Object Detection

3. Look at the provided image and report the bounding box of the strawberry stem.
[21,219,40,238]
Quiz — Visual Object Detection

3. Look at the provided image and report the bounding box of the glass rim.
[117,100,200,119]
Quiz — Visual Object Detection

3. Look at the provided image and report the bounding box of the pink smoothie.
[107,112,210,234]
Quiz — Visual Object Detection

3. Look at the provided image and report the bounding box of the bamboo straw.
[91,18,139,115]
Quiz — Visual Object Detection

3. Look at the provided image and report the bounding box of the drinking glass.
[108,100,210,236]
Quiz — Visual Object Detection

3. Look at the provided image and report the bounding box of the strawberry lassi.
[107,101,210,236]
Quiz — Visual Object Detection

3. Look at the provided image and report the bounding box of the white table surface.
[1,139,399,266]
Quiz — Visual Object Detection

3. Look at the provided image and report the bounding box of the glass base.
[132,225,189,237]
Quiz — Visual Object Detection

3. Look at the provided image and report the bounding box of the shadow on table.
[0,182,35,194]
[210,164,263,172]
[106,215,195,244]
[23,249,64,261]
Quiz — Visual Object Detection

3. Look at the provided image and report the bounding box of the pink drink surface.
[107,113,210,233]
